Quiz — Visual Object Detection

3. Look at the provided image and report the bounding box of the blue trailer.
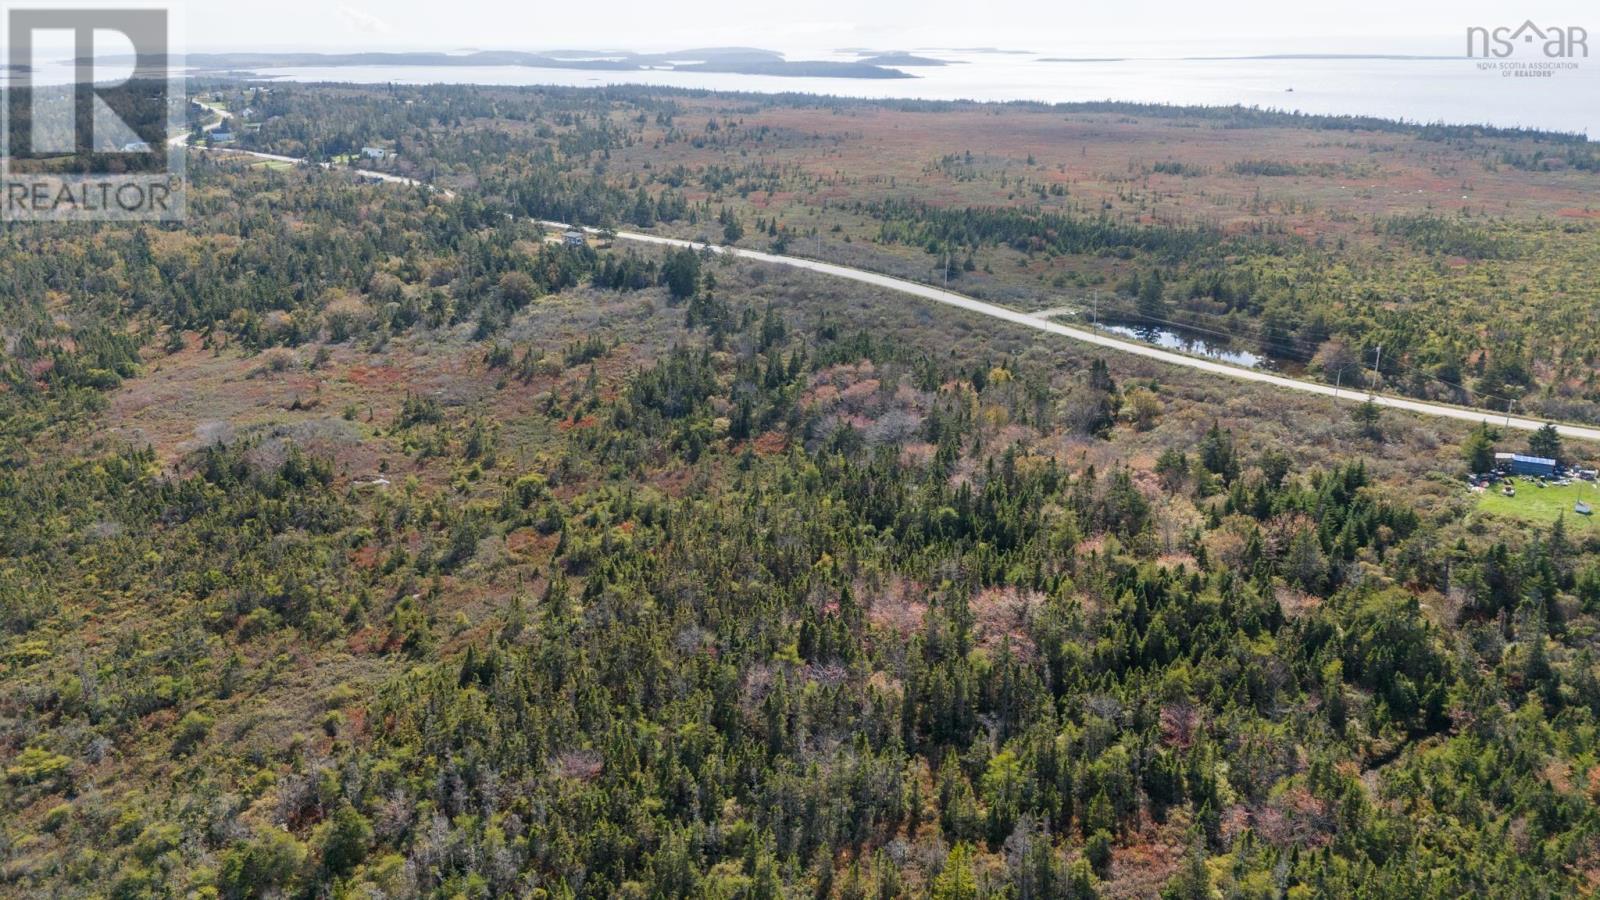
[1495,453,1558,478]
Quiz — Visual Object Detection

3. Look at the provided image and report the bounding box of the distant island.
[857,53,960,67]
[1180,53,1458,61]
[163,47,916,80]
[675,60,914,79]
[1039,53,1456,64]
[923,46,1035,54]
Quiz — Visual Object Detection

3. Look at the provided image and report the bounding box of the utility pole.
[1505,398,1516,428]
[1092,290,1099,326]
[1334,368,1341,401]
[942,248,949,291]
[1368,344,1382,399]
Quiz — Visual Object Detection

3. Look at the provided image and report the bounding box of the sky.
[177,0,1596,56]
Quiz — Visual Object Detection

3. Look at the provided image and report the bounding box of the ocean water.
[238,51,1598,137]
[11,46,1596,137]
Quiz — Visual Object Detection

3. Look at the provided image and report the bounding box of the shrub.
[316,801,373,878]
[217,829,307,899]
[43,803,72,833]
[6,747,70,785]
[172,710,214,756]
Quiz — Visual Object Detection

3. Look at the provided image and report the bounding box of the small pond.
[1094,320,1286,371]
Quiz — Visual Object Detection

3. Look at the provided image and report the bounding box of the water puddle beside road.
[1094,320,1282,371]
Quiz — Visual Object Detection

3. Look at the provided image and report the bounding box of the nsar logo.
[1467,20,1588,58]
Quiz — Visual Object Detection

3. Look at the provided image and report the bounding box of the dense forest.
[2,85,1600,897]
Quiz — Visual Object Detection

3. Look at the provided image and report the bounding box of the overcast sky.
[181,0,1594,55]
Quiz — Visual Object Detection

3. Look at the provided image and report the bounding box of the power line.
[1072,300,1534,411]
[833,253,1551,420]
[1045,290,1540,409]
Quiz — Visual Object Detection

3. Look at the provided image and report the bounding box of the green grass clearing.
[1476,478,1600,531]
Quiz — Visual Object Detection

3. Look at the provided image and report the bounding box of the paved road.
[205,146,440,190]
[165,129,1600,444]
[213,149,439,189]
[167,102,233,147]
[172,110,442,191]
[543,221,1600,444]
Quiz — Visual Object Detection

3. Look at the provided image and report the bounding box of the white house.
[361,146,391,160]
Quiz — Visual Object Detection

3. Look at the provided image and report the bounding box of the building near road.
[563,230,587,247]
[361,146,391,160]
[1496,452,1558,477]
[209,131,236,144]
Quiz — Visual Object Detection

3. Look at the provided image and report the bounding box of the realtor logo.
[2,5,185,221]
[1467,20,1589,58]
